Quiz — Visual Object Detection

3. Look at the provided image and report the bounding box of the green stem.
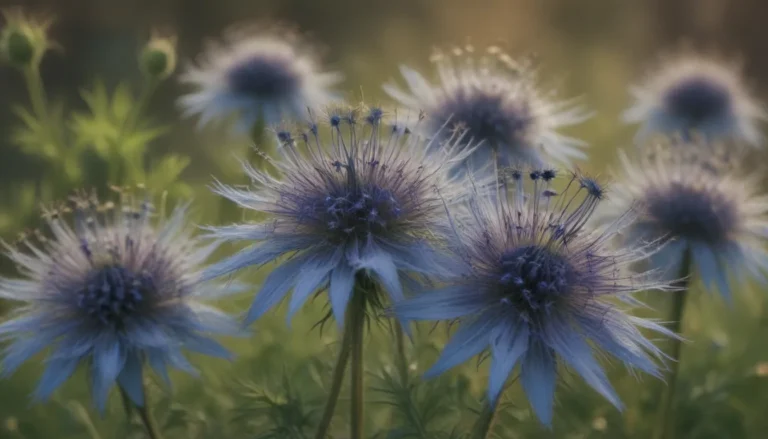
[653,248,692,439]
[118,386,134,420]
[349,278,368,439]
[111,80,159,184]
[473,401,500,439]
[136,386,163,439]
[394,321,409,386]
[313,297,358,439]
[22,65,61,149]
[248,114,270,171]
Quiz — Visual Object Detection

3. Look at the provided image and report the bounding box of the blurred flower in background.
[203,106,478,327]
[599,139,768,300]
[0,190,242,412]
[0,9,53,68]
[178,24,343,132]
[623,52,766,146]
[394,169,674,426]
[383,45,591,174]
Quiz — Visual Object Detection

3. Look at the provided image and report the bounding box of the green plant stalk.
[118,386,134,420]
[22,65,66,154]
[394,321,409,386]
[110,79,159,184]
[313,298,357,439]
[133,379,165,439]
[653,248,692,439]
[349,279,368,439]
[473,400,500,439]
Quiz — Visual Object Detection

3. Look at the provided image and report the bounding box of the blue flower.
[179,24,342,131]
[0,192,242,412]
[203,105,480,327]
[383,45,590,174]
[624,53,765,146]
[597,139,768,301]
[393,170,675,426]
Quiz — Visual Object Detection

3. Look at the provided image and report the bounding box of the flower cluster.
[384,45,591,174]
[203,106,480,325]
[0,191,241,411]
[179,24,342,131]
[394,169,674,425]
[598,139,768,300]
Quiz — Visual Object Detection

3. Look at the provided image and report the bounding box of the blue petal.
[359,249,403,302]
[287,250,341,323]
[543,317,621,410]
[186,304,245,337]
[488,321,529,405]
[184,335,233,360]
[147,351,171,386]
[394,285,493,321]
[425,313,498,378]
[92,340,126,413]
[116,352,144,407]
[521,341,557,427]
[201,237,309,282]
[330,262,356,328]
[33,357,79,401]
[2,337,55,377]
[244,253,311,325]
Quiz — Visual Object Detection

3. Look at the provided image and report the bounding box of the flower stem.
[653,248,692,439]
[472,400,499,439]
[124,379,165,439]
[349,278,368,439]
[313,295,358,439]
[393,321,409,386]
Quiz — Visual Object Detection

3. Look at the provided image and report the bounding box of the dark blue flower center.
[227,56,300,98]
[77,265,154,327]
[498,245,571,319]
[646,182,737,245]
[318,186,403,239]
[435,88,533,148]
[663,76,732,124]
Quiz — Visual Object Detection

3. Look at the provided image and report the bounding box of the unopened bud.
[140,36,176,80]
[0,10,52,67]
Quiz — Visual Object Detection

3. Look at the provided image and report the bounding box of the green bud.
[5,29,34,65]
[0,11,52,68]
[140,38,176,80]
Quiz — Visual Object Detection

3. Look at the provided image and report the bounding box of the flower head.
[624,52,765,146]
[179,24,342,131]
[393,170,674,426]
[598,139,768,300]
[203,105,479,327]
[0,9,54,67]
[383,45,590,174]
[0,190,242,411]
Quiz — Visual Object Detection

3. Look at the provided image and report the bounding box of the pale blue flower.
[0,193,242,412]
[203,106,480,327]
[394,169,675,426]
[383,46,590,173]
[597,140,768,300]
[179,25,342,131]
[624,53,765,146]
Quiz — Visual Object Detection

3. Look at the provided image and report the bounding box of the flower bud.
[0,11,51,68]
[140,36,176,80]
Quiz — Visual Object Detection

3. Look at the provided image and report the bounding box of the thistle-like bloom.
[598,140,768,300]
[0,192,241,411]
[383,46,590,173]
[624,53,765,146]
[179,25,342,130]
[203,106,478,326]
[394,170,674,426]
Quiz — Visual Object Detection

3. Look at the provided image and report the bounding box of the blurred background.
[1,0,768,438]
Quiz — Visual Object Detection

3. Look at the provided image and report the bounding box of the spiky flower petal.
[598,139,768,300]
[383,46,590,173]
[204,106,481,327]
[394,170,674,426]
[0,191,242,411]
[179,24,342,131]
[624,53,765,146]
